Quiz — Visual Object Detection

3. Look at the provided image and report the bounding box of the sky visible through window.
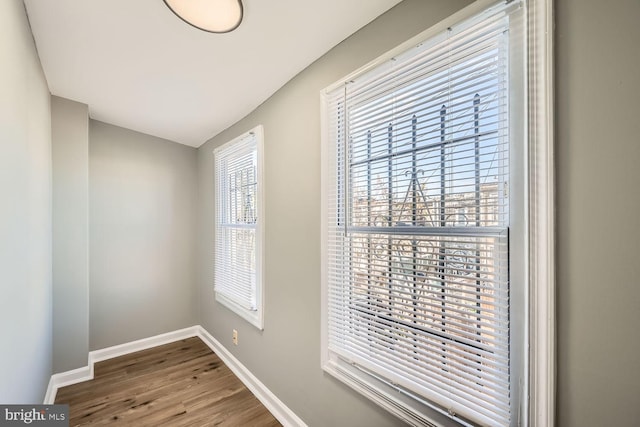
[347,45,507,230]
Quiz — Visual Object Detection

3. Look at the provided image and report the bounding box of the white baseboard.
[43,325,306,427]
[89,326,199,366]
[43,365,92,404]
[196,326,307,427]
[44,326,199,404]
[44,376,55,404]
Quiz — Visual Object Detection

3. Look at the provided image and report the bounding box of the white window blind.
[323,2,521,426]
[215,126,263,329]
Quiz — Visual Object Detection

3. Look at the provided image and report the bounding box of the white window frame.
[527,0,555,425]
[214,125,265,330]
[320,0,554,425]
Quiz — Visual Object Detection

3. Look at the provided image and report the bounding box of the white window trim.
[319,0,554,425]
[527,0,555,425]
[214,125,265,330]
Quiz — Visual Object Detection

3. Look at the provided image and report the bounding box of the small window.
[214,125,264,329]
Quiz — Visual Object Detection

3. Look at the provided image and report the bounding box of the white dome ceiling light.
[163,0,244,33]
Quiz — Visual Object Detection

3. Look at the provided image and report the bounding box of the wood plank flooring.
[55,337,282,427]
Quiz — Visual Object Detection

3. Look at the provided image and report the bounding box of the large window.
[214,126,264,329]
[322,2,528,426]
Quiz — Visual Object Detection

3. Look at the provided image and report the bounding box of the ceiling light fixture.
[163,0,244,33]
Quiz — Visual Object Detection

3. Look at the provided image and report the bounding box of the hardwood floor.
[55,337,282,426]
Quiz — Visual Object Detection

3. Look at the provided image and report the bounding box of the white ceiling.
[24,0,402,147]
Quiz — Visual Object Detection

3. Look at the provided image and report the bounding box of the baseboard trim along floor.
[44,325,307,427]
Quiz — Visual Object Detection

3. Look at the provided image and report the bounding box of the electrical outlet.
[232,329,238,345]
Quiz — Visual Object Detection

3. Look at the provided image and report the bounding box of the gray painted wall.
[0,0,52,403]
[52,96,90,374]
[89,120,198,350]
[196,0,640,425]
[556,0,640,425]
[196,1,472,426]
[0,0,636,421]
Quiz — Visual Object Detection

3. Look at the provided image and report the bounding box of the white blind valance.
[324,2,518,425]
